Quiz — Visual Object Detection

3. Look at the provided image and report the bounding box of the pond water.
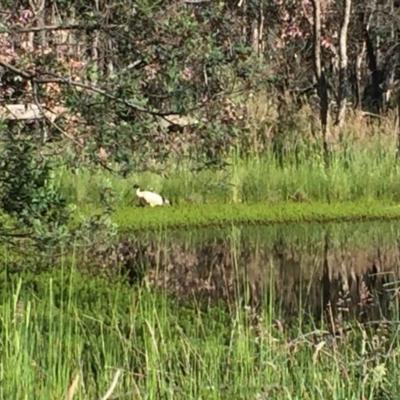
[4,219,400,398]
[122,221,400,324]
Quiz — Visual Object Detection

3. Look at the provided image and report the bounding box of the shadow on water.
[118,221,400,326]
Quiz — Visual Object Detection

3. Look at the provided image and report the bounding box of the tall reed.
[1,256,400,399]
[56,144,400,209]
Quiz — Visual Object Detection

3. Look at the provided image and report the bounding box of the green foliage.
[2,0,399,177]
[0,129,120,255]
[62,0,263,172]
[0,139,68,226]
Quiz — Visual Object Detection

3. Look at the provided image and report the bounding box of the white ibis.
[133,184,171,207]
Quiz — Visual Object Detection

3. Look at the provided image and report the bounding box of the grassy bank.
[50,144,400,230]
[111,201,400,231]
[57,145,400,210]
[2,267,399,399]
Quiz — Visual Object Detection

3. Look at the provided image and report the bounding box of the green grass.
[53,146,400,229]
[56,146,400,210]
[110,201,400,231]
[1,262,400,399]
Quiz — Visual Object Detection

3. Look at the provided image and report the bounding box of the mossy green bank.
[112,200,400,231]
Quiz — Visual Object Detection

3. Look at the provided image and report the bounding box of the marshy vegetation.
[3,222,400,398]
[2,0,400,397]
[50,141,400,231]
[1,109,400,400]
[58,140,400,210]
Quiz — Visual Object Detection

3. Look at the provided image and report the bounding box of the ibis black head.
[133,184,140,189]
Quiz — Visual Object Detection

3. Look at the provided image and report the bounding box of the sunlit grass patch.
[56,145,400,212]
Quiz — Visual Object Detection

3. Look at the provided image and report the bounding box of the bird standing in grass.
[133,184,170,207]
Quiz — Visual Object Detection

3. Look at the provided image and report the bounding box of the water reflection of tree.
[112,234,400,325]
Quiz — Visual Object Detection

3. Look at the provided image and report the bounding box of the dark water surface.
[124,221,400,323]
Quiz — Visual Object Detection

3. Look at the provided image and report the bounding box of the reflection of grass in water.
[3,263,400,399]
[127,221,400,257]
[55,146,400,209]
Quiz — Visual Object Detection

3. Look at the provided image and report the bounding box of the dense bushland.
[1,0,399,166]
[0,1,399,265]
[2,3,400,398]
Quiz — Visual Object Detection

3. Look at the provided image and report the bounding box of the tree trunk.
[311,0,329,167]
[90,0,100,84]
[250,0,264,56]
[334,0,352,141]
[107,39,115,78]
[396,87,400,160]
[28,0,46,49]
[355,11,372,111]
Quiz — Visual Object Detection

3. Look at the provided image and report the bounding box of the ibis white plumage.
[133,184,170,207]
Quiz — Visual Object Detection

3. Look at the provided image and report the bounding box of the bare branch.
[0,59,187,117]
[0,60,32,79]
[100,369,122,400]
[0,23,121,34]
